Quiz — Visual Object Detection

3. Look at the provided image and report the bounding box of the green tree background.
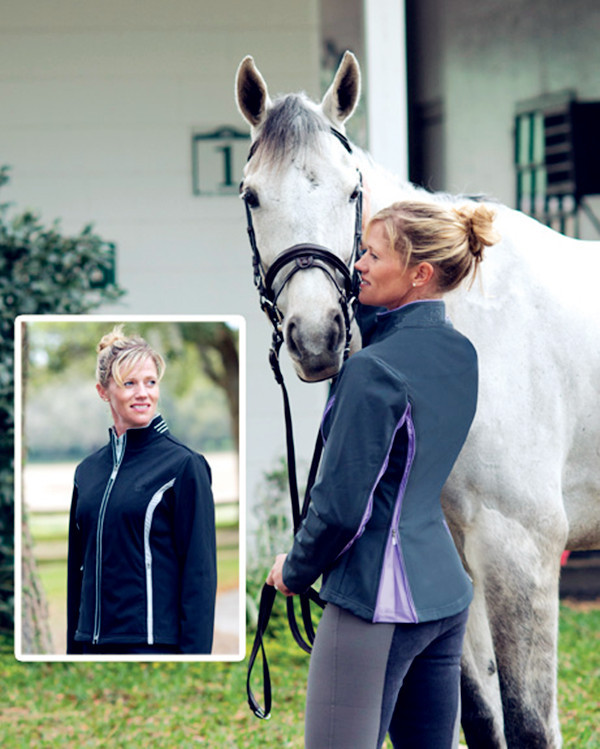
[23,319,238,462]
[20,317,239,654]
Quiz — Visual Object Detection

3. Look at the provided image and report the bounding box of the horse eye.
[242,187,260,209]
[350,185,360,202]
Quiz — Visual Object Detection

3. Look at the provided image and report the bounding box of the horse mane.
[249,94,329,170]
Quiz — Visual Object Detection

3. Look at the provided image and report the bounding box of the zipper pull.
[392,528,397,546]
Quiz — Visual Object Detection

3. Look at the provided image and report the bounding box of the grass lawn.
[556,603,600,747]
[1,602,598,747]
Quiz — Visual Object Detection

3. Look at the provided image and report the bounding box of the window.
[515,92,600,237]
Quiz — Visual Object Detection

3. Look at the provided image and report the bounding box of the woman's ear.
[413,262,435,287]
[96,382,108,402]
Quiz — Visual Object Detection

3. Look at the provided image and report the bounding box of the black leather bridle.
[243,127,364,719]
[243,127,363,373]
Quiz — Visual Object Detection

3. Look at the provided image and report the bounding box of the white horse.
[236,51,600,748]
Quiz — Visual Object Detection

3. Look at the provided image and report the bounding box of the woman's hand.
[266,553,294,596]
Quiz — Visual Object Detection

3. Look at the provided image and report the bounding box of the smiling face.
[96,356,160,436]
[355,221,439,310]
[355,221,416,309]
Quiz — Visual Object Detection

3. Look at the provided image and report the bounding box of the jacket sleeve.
[173,453,217,654]
[283,353,409,594]
[66,481,84,654]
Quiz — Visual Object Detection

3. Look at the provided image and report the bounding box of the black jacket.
[67,415,216,654]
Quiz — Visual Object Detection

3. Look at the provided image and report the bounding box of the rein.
[244,127,363,719]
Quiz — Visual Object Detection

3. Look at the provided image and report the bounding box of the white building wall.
[412,0,600,238]
[1,0,329,516]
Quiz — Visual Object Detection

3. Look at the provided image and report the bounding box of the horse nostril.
[328,312,344,352]
[286,320,300,356]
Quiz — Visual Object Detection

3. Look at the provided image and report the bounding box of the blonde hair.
[96,325,166,388]
[366,200,500,292]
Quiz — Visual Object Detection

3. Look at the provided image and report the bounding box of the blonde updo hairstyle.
[367,200,500,292]
[96,325,166,389]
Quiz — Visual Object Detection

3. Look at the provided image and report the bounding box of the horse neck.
[354,149,424,218]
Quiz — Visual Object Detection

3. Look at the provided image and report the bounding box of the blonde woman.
[268,201,499,747]
[67,326,216,655]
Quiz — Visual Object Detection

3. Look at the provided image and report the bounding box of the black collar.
[109,414,168,452]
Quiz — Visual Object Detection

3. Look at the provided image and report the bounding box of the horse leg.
[460,573,507,748]
[463,505,566,748]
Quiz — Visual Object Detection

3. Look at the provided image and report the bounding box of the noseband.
[243,127,363,368]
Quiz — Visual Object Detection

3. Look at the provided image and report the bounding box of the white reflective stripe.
[153,418,169,433]
[144,478,176,645]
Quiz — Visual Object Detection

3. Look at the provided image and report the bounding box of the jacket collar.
[373,300,448,338]
[109,414,169,452]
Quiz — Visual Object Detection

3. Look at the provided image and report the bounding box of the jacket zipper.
[92,434,126,644]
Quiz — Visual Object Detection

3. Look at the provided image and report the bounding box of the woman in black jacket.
[67,326,217,655]
[268,200,499,747]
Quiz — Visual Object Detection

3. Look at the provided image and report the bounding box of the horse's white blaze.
[236,52,600,747]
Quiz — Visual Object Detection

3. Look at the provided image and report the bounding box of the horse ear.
[235,56,272,130]
[321,51,361,126]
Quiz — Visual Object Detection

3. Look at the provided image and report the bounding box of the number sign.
[192,127,250,196]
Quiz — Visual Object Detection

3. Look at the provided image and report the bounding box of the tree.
[25,320,238,459]
[180,323,240,450]
[0,166,125,649]
[128,321,240,451]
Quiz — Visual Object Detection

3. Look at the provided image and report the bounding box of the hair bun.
[454,203,500,262]
[96,324,126,354]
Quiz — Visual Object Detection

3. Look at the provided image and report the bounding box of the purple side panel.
[373,404,418,623]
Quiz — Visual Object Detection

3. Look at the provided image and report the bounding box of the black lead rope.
[246,330,325,719]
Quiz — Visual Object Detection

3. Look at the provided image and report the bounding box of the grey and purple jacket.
[282,301,476,623]
[67,415,216,653]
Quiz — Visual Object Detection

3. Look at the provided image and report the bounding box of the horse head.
[236,52,363,382]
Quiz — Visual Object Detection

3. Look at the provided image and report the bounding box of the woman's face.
[355,221,421,310]
[96,356,160,436]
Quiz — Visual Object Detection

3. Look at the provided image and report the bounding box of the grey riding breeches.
[304,602,468,748]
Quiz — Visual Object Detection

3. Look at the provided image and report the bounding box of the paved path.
[212,587,244,658]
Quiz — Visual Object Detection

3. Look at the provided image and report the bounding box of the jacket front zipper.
[93,434,126,644]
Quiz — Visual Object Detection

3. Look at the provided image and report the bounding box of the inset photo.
[14,315,245,662]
